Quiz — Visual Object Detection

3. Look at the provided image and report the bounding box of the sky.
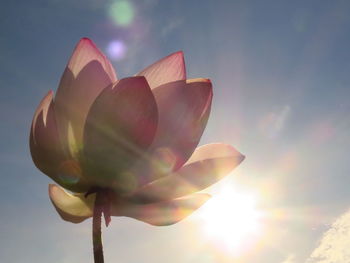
[1,0,350,262]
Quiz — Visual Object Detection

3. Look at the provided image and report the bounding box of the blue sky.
[1,0,350,262]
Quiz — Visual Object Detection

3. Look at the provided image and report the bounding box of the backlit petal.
[112,193,210,226]
[131,79,212,184]
[65,38,117,81]
[129,143,245,202]
[83,77,158,194]
[30,91,90,192]
[54,38,117,158]
[48,184,95,223]
[136,51,186,89]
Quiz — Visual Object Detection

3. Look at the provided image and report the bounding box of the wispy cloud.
[306,209,350,263]
[259,105,291,138]
[161,18,184,37]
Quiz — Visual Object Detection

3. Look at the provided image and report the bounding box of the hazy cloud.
[161,18,184,37]
[282,254,296,263]
[259,105,291,138]
[306,209,350,263]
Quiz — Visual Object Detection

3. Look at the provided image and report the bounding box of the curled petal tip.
[233,149,245,164]
[48,184,94,224]
[48,184,54,194]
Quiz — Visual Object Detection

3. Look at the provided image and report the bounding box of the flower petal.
[129,143,245,202]
[131,79,212,184]
[54,38,117,158]
[112,193,210,226]
[136,51,186,89]
[152,79,212,168]
[30,91,60,175]
[48,184,95,224]
[83,77,158,194]
[30,92,90,192]
[65,38,117,81]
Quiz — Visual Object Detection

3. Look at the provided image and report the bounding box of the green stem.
[93,192,104,263]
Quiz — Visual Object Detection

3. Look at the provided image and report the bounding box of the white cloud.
[282,254,296,263]
[306,209,350,263]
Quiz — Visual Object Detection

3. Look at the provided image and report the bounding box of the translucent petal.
[136,51,186,89]
[30,92,90,192]
[130,79,212,184]
[129,143,245,202]
[83,77,158,194]
[112,193,210,226]
[30,91,61,175]
[54,38,117,157]
[66,38,117,81]
[48,184,95,223]
[49,184,209,226]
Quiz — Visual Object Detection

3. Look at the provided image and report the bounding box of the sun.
[197,186,264,254]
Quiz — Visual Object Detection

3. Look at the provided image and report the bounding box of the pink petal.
[131,79,212,184]
[66,38,117,81]
[54,38,117,158]
[129,143,245,202]
[136,51,186,89]
[30,91,60,175]
[112,193,210,226]
[30,92,90,192]
[48,184,95,223]
[49,184,209,226]
[83,77,158,194]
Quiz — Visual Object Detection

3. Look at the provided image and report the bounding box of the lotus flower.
[30,38,244,227]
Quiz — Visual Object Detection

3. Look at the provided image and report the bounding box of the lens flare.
[58,160,81,185]
[108,1,134,26]
[107,40,127,60]
[198,186,264,255]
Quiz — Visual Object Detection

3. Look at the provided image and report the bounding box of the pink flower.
[30,38,244,226]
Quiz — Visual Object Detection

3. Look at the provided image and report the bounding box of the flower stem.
[93,191,104,263]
